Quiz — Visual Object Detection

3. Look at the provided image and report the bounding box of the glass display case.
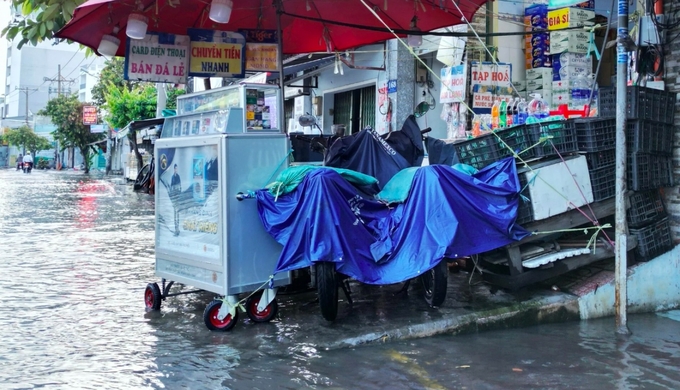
[174,83,281,133]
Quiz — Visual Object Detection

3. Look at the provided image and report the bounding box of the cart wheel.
[203,300,239,331]
[144,282,162,311]
[316,261,338,321]
[245,291,278,323]
[421,260,448,307]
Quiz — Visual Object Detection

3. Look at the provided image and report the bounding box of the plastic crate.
[516,173,534,225]
[598,87,616,118]
[493,125,537,161]
[584,149,616,170]
[589,165,616,201]
[526,119,578,159]
[453,133,499,170]
[626,120,674,155]
[627,189,667,228]
[630,218,673,261]
[628,153,674,191]
[627,86,676,124]
[575,118,616,152]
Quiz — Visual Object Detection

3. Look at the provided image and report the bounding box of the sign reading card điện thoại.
[124,33,190,84]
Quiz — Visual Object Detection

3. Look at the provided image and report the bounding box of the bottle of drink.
[506,97,515,127]
[472,116,481,137]
[511,97,520,125]
[570,73,589,112]
[517,98,528,125]
[528,93,549,120]
[491,97,500,129]
[499,98,507,128]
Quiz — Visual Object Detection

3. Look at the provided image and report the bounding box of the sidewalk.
[216,264,587,351]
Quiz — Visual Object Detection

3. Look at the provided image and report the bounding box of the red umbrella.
[56,0,484,56]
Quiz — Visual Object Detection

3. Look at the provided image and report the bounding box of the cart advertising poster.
[470,62,514,114]
[124,33,190,84]
[156,144,220,262]
[187,29,246,78]
[240,29,279,72]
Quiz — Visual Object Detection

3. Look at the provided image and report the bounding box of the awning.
[268,55,335,85]
[117,117,165,140]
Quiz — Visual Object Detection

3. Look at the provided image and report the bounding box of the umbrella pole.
[276,1,286,134]
[614,0,630,336]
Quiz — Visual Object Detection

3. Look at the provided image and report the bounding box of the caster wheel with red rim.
[245,292,278,323]
[144,282,162,311]
[203,300,239,331]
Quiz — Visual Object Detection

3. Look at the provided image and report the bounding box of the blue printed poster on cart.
[156,145,220,261]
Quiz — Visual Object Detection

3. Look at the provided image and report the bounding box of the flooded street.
[2,169,680,389]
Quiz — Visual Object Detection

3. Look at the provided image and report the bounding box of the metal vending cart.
[144,83,291,331]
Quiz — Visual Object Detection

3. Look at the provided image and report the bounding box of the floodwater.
[2,169,680,389]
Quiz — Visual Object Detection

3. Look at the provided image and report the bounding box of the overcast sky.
[0,2,10,95]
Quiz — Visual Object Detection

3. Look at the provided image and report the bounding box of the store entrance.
[333,85,376,134]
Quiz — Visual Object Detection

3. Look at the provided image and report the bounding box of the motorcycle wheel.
[421,260,448,307]
[316,261,338,321]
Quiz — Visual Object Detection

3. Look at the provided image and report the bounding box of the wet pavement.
[2,168,680,389]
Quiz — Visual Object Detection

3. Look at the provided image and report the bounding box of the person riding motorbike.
[22,153,33,173]
[16,154,23,171]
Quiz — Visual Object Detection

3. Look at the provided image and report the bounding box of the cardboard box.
[552,64,591,82]
[552,52,592,67]
[550,30,591,54]
[513,80,527,92]
[526,55,551,69]
[525,4,548,30]
[547,7,595,30]
[525,32,549,50]
[527,77,553,91]
[526,67,553,80]
[552,88,598,109]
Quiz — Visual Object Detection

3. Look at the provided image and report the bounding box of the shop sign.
[83,106,97,125]
[240,29,279,72]
[90,124,109,134]
[188,29,246,78]
[439,64,467,104]
[244,43,278,72]
[470,62,514,113]
[124,33,190,84]
[470,62,512,87]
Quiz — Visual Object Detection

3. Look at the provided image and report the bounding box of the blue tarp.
[256,157,529,285]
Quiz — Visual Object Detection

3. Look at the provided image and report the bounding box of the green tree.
[1,0,85,49]
[38,94,104,174]
[104,83,157,169]
[91,58,134,107]
[166,87,186,110]
[1,125,51,156]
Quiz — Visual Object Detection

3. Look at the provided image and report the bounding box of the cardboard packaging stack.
[525,5,550,70]
[525,4,552,106]
[546,4,595,109]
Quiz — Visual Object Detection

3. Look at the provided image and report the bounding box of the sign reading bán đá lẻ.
[124,33,189,84]
[187,29,246,78]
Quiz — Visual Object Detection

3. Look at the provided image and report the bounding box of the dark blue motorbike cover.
[256,158,529,285]
[324,127,411,189]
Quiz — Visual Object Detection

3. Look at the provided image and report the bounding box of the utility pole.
[15,86,38,155]
[44,64,76,97]
[615,0,630,336]
[15,86,38,126]
[43,64,76,170]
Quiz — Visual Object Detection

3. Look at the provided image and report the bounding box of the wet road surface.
[1,169,680,389]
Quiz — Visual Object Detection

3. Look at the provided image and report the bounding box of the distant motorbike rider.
[22,153,33,173]
[16,154,23,171]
